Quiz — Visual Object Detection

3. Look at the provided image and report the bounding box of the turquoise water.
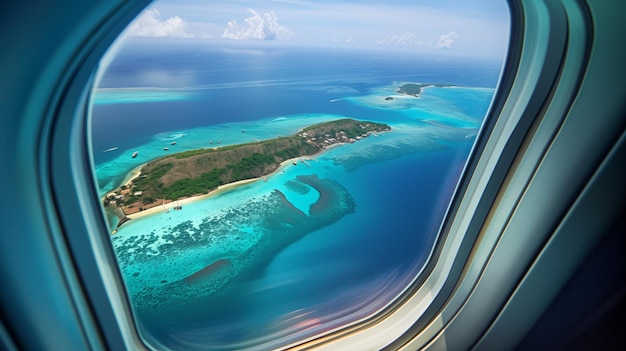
[92,87,196,104]
[93,43,498,350]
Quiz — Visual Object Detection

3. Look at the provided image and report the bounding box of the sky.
[118,0,510,58]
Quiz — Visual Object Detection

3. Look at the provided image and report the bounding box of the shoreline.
[125,177,260,220]
[122,149,335,222]
[112,121,388,226]
[121,164,143,186]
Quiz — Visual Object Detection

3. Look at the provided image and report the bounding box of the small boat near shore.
[131,151,138,158]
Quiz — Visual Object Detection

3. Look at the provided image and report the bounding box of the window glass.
[91,1,509,349]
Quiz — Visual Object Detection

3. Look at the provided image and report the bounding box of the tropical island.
[395,82,456,97]
[104,118,390,227]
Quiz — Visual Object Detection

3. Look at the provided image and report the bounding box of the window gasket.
[44,0,155,349]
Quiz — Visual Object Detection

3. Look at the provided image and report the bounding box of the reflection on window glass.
[91,0,509,349]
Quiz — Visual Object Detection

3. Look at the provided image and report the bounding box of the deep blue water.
[92,39,501,350]
[93,39,500,162]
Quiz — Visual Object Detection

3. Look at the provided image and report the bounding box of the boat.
[131,151,138,158]
[170,141,176,145]
[163,147,169,151]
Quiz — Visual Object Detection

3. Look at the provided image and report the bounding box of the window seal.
[44,0,154,350]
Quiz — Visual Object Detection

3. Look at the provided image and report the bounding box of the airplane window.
[90,0,509,349]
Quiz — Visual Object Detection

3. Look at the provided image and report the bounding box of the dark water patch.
[284,179,311,195]
[332,141,446,172]
[332,125,478,172]
[297,174,353,216]
[184,259,233,284]
[273,189,307,219]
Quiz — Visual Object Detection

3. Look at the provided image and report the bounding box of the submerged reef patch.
[112,175,355,317]
[285,179,311,195]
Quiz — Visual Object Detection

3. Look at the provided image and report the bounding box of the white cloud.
[377,30,458,49]
[222,8,294,40]
[333,36,354,44]
[377,32,427,47]
[437,31,458,49]
[126,9,195,38]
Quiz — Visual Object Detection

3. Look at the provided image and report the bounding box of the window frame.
[4,0,621,349]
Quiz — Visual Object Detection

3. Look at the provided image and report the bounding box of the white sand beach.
[123,154,324,221]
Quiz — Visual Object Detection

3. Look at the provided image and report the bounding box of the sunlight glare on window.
[91,1,509,349]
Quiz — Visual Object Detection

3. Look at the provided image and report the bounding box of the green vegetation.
[226,153,275,180]
[303,119,389,139]
[132,163,173,195]
[396,83,455,97]
[114,118,390,205]
[159,168,226,200]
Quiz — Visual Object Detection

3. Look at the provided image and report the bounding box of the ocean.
[92,38,502,350]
